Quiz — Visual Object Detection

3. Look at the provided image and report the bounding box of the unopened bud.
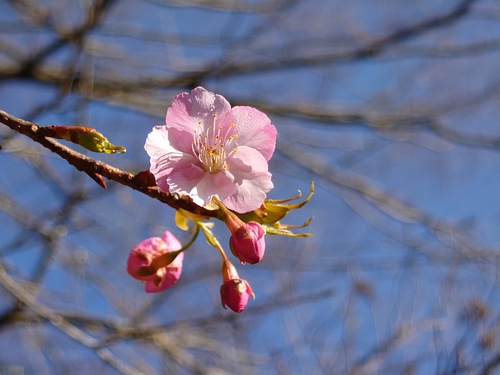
[229,222,265,264]
[215,197,266,264]
[127,231,183,293]
[220,259,254,313]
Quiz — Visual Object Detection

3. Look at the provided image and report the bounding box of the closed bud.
[220,279,254,313]
[215,197,266,264]
[229,222,265,264]
[220,259,255,313]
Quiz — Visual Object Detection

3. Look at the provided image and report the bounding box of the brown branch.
[0,109,219,218]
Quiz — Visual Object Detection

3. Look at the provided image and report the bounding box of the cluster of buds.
[127,184,314,313]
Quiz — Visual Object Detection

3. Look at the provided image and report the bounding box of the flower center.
[192,115,238,173]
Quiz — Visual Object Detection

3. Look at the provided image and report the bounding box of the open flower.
[145,86,277,214]
[220,259,254,313]
[127,230,184,293]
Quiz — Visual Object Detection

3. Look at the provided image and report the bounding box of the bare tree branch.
[0,109,219,218]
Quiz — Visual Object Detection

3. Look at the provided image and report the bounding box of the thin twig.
[0,109,219,218]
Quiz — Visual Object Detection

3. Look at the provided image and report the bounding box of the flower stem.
[197,221,228,261]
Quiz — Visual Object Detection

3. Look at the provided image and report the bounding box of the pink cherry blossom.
[127,230,184,293]
[145,86,277,214]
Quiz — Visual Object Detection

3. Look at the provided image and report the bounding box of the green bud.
[50,126,126,154]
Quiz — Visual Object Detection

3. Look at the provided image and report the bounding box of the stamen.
[191,118,238,173]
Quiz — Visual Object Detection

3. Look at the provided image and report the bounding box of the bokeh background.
[2,0,500,374]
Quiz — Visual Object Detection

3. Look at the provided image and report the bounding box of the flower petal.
[167,159,206,203]
[194,171,236,206]
[144,257,183,293]
[223,146,274,213]
[127,237,167,281]
[167,158,236,207]
[145,126,185,191]
[232,106,277,161]
[166,87,232,153]
[161,230,182,251]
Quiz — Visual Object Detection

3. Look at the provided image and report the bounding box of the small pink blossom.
[229,222,266,264]
[220,259,254,313]
[145,86,277,214]
[127,231,184,293]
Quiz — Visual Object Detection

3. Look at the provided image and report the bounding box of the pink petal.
[145,279,166,293]
[222,173,273,213]
[145,126,184,192]
[155,154,198,193]
[232,106,277,161]
[136,237,165,253]
[144,262,183,293]
[228,146,269,176]
[161,230,182,251]
[223,146,273,213]
[166,87,232,152]
[167,159,206,203]
[145,126,173,158]
[194,171,236,206]
[167,159,236,207]
[127,237,166,281]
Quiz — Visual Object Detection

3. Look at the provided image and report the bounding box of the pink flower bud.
[229,222,266,264]
[220,259,255,313]
[220,278,254,313]
[127,231,184,293]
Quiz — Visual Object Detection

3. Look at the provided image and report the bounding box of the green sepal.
[175,211,190,231]
[263,217,314,237]
[239,182,314,225]
[175,208,210,232]
[197,222,222,250]
[264,226,313,237]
